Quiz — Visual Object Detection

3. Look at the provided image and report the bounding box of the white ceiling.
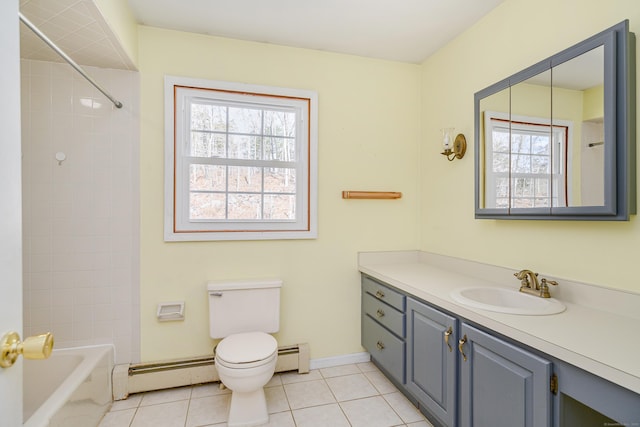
[128,0,506,63]
[18,0,506,68]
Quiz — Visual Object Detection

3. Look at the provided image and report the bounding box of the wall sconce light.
[441,128,467,161]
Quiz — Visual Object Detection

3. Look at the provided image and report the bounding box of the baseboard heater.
[112,343,309,400]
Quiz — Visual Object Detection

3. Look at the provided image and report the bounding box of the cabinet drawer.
[362,292,405,338]
[362,314,405,384]
[362,276,405,312]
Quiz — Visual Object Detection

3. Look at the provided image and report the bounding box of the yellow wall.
[583,84,605,121]
[420,0,640,292]
[138,27,421,360]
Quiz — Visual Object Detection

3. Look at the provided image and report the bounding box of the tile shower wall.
[21,59,140,364]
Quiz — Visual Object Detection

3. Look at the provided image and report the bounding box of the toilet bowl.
[207,279,282,427]
[215,332,278,426]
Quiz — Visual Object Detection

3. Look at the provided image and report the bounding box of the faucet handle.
[539,278,558,298]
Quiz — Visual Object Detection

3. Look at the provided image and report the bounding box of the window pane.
[264,195,296,219]
[495,177,509,198]
[496,197,509,208]
[513,177,534,197]
[493,153,509,173]
[512,154,531,173]
[492,130,510,152]
[263,110,296,137]
[512,133,531,153]
[531,135,550,154]
[191,103,227,131]
[228,107,262,134]
[264,137,296,161]
[190,193,226,220]
[265,168,296,193]
[534,197,550,207]
[190,132,226,157]
[190,164,225,191]
[228,194,261,219]
[228,135,261,159]
[228,167,262,192]
[535,178,550,197]
[531,155,549,173]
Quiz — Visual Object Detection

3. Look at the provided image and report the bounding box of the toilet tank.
[207,279,282,338]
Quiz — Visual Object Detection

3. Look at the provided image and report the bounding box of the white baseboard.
[309,352,371,370]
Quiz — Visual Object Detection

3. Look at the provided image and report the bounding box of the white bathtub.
[23,345,114,427]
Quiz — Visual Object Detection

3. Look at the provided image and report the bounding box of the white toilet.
[207,279,282,427]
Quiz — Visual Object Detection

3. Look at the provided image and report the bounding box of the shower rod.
[18,12,123,109]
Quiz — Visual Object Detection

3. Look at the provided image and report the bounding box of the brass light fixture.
[440,128,467,161]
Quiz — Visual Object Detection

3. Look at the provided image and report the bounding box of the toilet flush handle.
[210,292,223,297]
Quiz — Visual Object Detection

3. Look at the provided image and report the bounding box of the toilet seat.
[215,332,278,369]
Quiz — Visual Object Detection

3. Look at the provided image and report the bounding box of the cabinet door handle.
[458,334,468,362]
[376,308,385,318]
[376,341,385,351]
[444,326,453,352]
[375,290,385,299]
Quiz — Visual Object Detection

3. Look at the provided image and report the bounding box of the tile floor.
[99,361,435,427]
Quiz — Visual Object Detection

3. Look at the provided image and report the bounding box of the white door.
[0,0,25,425]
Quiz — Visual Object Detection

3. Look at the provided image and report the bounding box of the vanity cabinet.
[362,274,553,427]
[361,275,406,385]
[406,297,458,426]
[458,323,552,427]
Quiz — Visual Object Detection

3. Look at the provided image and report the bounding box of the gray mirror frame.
[474,20,636,220]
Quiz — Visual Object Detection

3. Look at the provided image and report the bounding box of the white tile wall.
[21,59,140,364]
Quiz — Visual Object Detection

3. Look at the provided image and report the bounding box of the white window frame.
[164,76,318,241]
[484,111,573,209]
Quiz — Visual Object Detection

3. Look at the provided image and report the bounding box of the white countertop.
[358,251,640,395]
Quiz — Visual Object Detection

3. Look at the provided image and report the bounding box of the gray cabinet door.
[459,323,552,427]
[406,298,457,426]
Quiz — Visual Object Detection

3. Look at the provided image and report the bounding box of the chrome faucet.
[514,269,558,298]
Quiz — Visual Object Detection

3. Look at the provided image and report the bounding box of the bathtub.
[23,345,114,427]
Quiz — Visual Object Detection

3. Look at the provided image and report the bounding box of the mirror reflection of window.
[484,112,571,209]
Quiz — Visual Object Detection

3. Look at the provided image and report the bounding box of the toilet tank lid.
[207,279,283,292]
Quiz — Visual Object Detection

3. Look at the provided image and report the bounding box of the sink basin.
[450,287,565,315]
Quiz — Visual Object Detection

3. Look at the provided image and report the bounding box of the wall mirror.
[475,20,636,220]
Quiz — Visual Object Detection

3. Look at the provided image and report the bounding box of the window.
[164,76,318,241]
[484,111,571,209]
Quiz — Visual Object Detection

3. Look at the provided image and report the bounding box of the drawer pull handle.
[444,326,453,352]
[458,334,468,362]
[376,308,385,318]
[375,290,385,299]
[376,341,385,351]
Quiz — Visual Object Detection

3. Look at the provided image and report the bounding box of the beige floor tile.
[191,382,231,399]
[280,369,323,384]
[108,394,142,411]
[185,394,230,427]
[139,386,191,406]
[265,373,283,387]
[356,361,378,372]
[408,421,435,427]
[266,385,290,413]
[340,396,403,427]
[98,408,136,427]
[262,411,296,426]
[320,364,361,378]
[284,379,336,409]
[383,391,425,423]
[325,373,379,402]
[292,403,351,427]
[131,400,189,427]
[365,369,399,394]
